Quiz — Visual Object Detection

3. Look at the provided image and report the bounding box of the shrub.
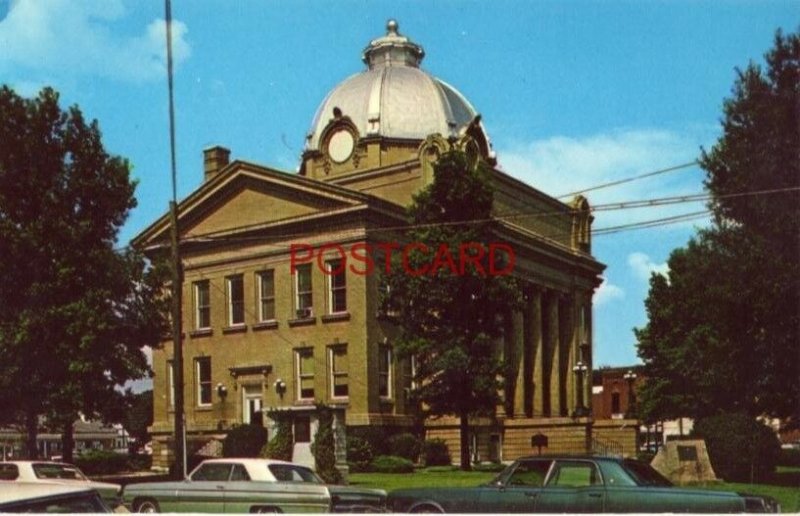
[348,426,400,456]
[127,454,152,471]
[693,413,781,483]
[388,433,422,462]
[778,447,800,467]
[262,415,293,461]
[74,450,129,475]
[311,405,342,484]
[347,436,374,473]
[423,438,452,467]
[223,424,268,458]
[371,455,415,474]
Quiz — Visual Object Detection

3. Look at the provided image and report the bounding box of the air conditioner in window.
[296,307,312,319]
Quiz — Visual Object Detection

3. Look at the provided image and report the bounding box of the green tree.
[0,86,166,458]
[635,31,800,423]
[124,390,154,453]
[380,150,522,470]
[311,405,342,484]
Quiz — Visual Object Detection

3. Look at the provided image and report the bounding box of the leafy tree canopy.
[635,31,799,423]
[380,150,522,469]
[0,86,168,458]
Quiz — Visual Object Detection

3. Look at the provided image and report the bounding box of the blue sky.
[1,0,796,374]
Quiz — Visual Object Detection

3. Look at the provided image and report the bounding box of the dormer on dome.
[302,20,494,184]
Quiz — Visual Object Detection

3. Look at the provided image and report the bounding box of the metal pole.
[165,0,186,478]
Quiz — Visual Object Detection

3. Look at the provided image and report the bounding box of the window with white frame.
[378,346,392,398]
[296,348,315,400]
[326,259,347,314]
[295,264,313,315]
[226,274,245,326]
[257,270,275,321]
[329,345,348,398]
[193,280,211,330]
[196,357,212,407]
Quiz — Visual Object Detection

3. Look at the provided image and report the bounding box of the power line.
[556,161,700,199]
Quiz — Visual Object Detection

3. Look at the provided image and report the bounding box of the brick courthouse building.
[134,21,635,470]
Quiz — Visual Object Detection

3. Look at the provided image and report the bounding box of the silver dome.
[305,20,481,151]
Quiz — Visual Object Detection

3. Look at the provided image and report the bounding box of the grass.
[349,467,799,513]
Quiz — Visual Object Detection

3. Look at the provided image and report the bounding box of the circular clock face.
[327,129,355,163]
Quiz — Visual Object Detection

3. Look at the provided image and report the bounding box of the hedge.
[370,455,415,474]
[423,438,452,467]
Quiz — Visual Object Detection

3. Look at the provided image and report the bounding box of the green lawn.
[349,468,799,513]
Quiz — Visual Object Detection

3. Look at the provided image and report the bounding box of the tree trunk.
[459,413,472,471]
[25,409,38,459]
[62,420,75,463]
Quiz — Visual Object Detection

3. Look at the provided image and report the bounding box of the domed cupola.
[302,20,493,181]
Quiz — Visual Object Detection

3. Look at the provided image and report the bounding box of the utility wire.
[556,161,700,199]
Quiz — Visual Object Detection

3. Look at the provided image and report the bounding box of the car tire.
[250,506,282,513]
[133,499,161,513]
[410,503,444,513]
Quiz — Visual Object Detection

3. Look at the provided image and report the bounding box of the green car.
[122,458,386,513]
[387,456,780,513]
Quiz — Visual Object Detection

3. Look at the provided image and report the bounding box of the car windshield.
[32,463,88,481]
[621,460,673,487]
[268,464,324,483]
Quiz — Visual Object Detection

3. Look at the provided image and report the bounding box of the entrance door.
[242,385,263,425]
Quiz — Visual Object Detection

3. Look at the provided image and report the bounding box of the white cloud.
[0,0,190,84]
[628,252,669,281]
[594,277,624,306]
[496,128,715,230]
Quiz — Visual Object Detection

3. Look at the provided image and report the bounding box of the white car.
[0,482,112,513]
[0,460,121,506]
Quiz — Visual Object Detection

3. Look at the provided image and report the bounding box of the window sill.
[222,324,247,334]
[195,405,213,411]
[288,316,316,327]
[294,399,316,406]
[322,312,351,323]
[189,328,213,338]
[253,320,279,331]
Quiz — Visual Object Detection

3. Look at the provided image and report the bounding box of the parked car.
[122,458,386,513]
[387,456,780,513]
[0,482,113,513]
[0,460,121,507]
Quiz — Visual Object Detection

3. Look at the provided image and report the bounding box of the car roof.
[515,455,623,462]
[198,458,302,467]
[1,460,76,466]
[0,482,95,503]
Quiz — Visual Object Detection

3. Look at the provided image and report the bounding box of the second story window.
[296,348,315,400]
[295,264,313,316]
[326,259,347,314]
[193,280,211,330]
[226,274,245,326]
[196,357,212,407]
[257,270,275,321]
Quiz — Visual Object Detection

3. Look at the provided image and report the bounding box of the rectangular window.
[167,360,175,408]
[257,270,275,321]
[196,357,212,407]
[296,348,315,400]
[326,260,347,314]
[194,281,211,330]
[295,264,313,315]
[329,345,349,398]
[226,274,245,326]
[379,346,392,398]
[611,392,621,414]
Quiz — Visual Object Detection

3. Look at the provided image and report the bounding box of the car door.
[534,459,605,513]
[477,459,552,513]
[178,462,232,512]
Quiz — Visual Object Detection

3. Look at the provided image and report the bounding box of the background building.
[135,21,620,471]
